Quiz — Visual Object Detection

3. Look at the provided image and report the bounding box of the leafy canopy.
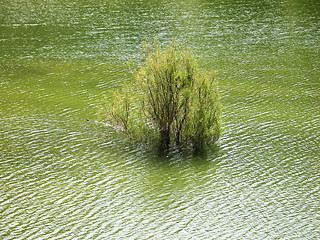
[99,40,222,151]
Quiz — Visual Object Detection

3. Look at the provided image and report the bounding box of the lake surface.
[1,0,319,239]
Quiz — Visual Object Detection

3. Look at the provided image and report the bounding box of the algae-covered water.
[1,0,319,239]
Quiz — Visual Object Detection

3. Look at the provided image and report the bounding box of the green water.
[1,0,319,239]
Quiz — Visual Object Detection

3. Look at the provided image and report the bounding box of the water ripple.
[1,0,320,239]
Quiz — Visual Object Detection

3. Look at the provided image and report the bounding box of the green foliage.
[98,40,222,151]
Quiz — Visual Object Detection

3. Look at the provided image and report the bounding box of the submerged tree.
[99,40,222,151]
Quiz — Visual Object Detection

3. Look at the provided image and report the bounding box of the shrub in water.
[99,40,222,151]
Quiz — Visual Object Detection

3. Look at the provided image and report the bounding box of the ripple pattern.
[1,0,320,239]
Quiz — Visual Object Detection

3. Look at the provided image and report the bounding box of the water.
[1,0,319,239]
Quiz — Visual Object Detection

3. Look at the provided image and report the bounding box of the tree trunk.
[160,128,170,149]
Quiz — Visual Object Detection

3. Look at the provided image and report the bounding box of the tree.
[99,40,222,151]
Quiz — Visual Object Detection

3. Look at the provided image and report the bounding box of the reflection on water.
[0,0,319,239]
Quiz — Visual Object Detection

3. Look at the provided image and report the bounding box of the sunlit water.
[1,0,319,239]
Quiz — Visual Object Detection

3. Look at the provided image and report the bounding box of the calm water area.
[1,0,319,239]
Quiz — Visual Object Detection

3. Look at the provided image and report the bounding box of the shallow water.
[1,0,319,239]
